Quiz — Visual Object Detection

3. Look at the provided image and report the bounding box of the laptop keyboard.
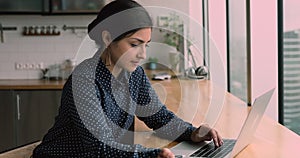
[189,139,236,158]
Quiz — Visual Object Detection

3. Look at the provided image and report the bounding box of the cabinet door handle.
[16,94,21,120]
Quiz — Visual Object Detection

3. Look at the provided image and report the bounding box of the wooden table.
[134,78,300,158]
[1,78,299,158]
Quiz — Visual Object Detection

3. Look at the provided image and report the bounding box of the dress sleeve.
[135,71,196,141]
[69,67,161,157]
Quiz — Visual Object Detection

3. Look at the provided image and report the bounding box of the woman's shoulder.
[130,66,150,85]
[72,57,99,78]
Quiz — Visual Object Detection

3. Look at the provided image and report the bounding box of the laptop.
[171,88,275,158]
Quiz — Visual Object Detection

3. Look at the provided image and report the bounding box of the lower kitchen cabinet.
[0,90,61,153]
[0,90,16,153]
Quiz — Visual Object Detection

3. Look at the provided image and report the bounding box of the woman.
[33,0,223,157]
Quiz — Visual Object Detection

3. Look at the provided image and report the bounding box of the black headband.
[88,3,153,44]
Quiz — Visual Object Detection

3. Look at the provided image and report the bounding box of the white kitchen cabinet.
[0,90,61,153]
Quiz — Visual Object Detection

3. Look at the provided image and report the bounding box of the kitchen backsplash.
[0,15,96,79]
[0,1,192,80]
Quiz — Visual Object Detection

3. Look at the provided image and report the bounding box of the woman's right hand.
[158,148,175,158]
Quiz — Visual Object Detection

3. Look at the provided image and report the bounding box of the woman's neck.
[100,49,122,77]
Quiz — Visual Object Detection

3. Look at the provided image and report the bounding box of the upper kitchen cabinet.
[50,0,110,14]
[0,0,111,15]
[0,0,44,14]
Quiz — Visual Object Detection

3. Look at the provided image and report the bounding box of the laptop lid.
[230,88,275,156]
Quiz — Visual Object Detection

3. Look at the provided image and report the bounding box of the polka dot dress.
[32,52,196,158]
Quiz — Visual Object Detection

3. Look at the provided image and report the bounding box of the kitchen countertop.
[0,70,174,90]
[0,79,66,90]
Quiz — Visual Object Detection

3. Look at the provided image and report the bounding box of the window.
[280,0,300,135]
[227,0,248,102]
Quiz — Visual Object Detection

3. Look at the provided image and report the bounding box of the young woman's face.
[109,28,151,72]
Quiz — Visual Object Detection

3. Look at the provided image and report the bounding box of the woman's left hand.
[191,124,223,147]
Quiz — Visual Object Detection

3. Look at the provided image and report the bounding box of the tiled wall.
[0,0,192,79]
[0,15,95,79]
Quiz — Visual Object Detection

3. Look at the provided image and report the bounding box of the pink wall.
[284,0,300,31]
[208,0,227,89]
[251,0,278,120]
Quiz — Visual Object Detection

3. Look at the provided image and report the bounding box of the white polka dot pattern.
[32,52,196,157]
